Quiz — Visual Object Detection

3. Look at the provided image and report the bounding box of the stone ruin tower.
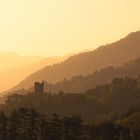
[34,82,44,94]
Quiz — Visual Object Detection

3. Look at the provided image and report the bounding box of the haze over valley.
[0,0,140,139]
[0,54,68,92]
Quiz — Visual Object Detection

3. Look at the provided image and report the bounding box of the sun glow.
[0,0,140,56]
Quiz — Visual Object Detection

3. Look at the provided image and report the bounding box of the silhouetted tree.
[8,110,20,140]
[49,114,63,140]
[63,115,84,140]
[27,109,39,140]
[98,120,118,140]
[0,111,7,140]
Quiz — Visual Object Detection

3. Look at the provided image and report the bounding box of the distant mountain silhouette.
[4,31,140,93]
[0,53,43,72]
[0,56,67,93]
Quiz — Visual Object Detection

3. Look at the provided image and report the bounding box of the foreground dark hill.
[3,77,140,123]
[1,78,140,139]
[10,31,140,91]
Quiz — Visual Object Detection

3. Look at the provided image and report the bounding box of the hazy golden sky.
[0,0,140,56]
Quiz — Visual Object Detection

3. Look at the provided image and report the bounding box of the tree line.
[0,108,140,140]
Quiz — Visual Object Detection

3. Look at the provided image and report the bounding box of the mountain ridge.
[3,31,140,94]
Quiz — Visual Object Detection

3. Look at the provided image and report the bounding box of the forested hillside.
[2,77,140,123]
[29,57,140,93]
[1,77,140,139]
[11,31,140,91]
